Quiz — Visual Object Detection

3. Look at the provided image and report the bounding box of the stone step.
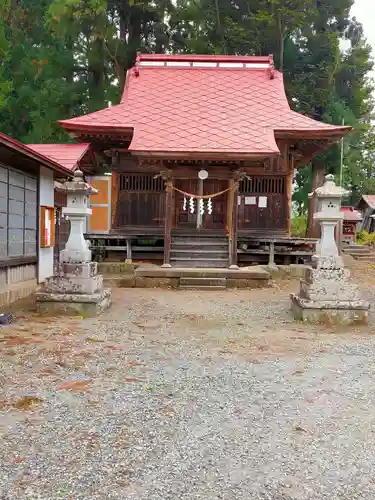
[343,247,371,255]
[352,254,374,261]
[171,259,228,268]
[172,238,228,245]
[343,244,368,250]
[171,249,228,258]
[180,277,227,287]
[172,244,228,251]
[179,285,226,290]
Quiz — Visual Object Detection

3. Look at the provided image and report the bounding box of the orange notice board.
[40,206,55,248]
[88,177,111,232]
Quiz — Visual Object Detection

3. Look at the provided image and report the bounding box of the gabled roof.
[58,54,351,159]
[0,132,73,176]
[27,143,90,171]
[340,206,362,221]
[360,195,375,210]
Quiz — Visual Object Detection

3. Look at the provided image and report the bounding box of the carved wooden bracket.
[232,169,248,182]
[158,168,173,181]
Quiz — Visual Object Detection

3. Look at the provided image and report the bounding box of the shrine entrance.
[174,178,227,231]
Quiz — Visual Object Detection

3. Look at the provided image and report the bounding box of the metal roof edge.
[0,132,73,176]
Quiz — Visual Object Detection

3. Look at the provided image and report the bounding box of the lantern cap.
[309,174,350,199]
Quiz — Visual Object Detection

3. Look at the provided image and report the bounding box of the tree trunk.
[214,0,226,54]
[88,36,106,112]
[277,13,284,72]
[306,160,325,238]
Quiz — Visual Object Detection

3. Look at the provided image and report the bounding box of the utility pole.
[339,117,345,187]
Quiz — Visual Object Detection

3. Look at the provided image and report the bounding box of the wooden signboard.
[40,206,55,248]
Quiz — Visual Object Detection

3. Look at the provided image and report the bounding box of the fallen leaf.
[133,320,161,329]
[294,425,307,432]
[126,361,142,367]
[292,369,304,376]
[13,396,44,410]
[86,337,104,343]
[304,399,314,404]
[159,406,175,416]
[124,378,141,382]
[3,349,17,356]
[108,346,122,351]
[11,457,25,463]
[4,336,27,347]
[319,348,328,353]
[40,368,56,376]
[56,380,91,392]
[144,385,153,391]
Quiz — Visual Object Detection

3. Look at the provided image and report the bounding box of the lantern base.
[36,261,111,317]
[36,288,112,318]
[290,294,369,325]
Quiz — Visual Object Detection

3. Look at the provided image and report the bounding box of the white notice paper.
[238,195,241,206]
[245,196,256,205]
[258,196,267,208]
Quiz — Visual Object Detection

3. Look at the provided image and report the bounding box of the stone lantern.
[60,170,95,264]
[290,174,369,325]
[36,170,111,316]
[312,174,348,266]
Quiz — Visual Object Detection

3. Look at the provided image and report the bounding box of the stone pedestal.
[291,257,369,325]
[37,262,111,317]
[36,171,112,317]
[290,175,369,325]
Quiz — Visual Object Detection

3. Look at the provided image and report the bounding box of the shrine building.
[43,54,351,267]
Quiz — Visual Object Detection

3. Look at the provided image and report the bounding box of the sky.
[351,0,375,84]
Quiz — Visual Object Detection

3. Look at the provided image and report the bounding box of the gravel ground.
[1,265,375,499]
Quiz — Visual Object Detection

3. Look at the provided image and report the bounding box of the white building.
[0,132,79,307]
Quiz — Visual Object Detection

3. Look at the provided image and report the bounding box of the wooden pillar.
[162,180,173,268]
[111,171,119,230]
[268,241,275,266]
[286,159,294,235]
[126,238,132,263]
[229,179,239,268]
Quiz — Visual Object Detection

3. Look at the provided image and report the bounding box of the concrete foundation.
[0,279,37,308]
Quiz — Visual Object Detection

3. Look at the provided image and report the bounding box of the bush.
[356,230,375,246]
[291,215,307,237]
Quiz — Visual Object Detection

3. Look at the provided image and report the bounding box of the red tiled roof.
[58,54,351,157]
[27,143,90,171]
[0,132,73,175]
[361,195,375,210]
[340,206,362,221]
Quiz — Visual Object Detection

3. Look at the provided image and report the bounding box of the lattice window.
[0,164,37,259]
[239,176,285,194]
[119,174,164,192]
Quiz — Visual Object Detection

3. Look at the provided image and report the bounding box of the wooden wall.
[93,141,294,235]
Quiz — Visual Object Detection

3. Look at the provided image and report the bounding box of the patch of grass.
[291,215,307,237]
[356,230,375,246]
